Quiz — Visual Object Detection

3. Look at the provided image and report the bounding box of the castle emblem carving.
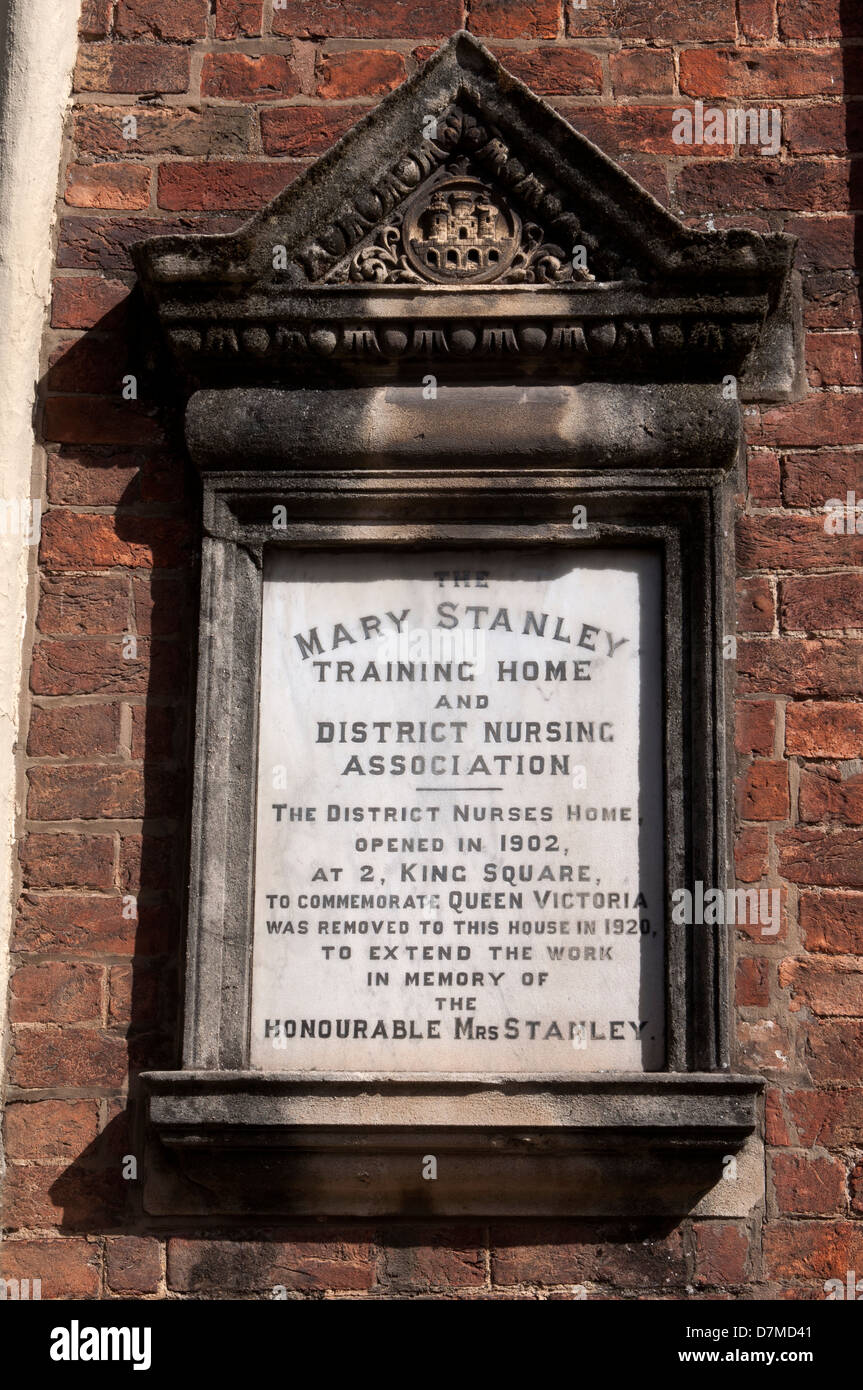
[402,177,521,283]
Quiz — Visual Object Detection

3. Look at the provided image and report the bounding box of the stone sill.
[140,1072,764,1215]
[142,1070,762,1150]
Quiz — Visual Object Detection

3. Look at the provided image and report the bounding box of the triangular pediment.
[133,32,799,396]
[135,31,790,296]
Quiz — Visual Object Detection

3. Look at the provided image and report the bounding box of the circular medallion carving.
[402,177,521,284]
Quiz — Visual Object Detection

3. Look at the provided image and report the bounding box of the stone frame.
[133,32,803,1214]
[139,457,758,1216]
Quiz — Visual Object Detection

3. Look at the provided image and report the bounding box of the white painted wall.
[0,0,81,1183]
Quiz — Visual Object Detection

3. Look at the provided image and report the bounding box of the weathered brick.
[47,335,128,394]
[491,1223,686,1287]
[765,1087,791,1146]
[747,450,781,505]
[115,0,208,39]
[19,833,115,892]
[4,1100,101,1160]
[738,640,863,698]
[27,703,121,756]
[786,106,859,157]
[799,766,863,826]
[47,450,186,507]
[47,455,136,508]
[737,760,789,821]
[804,276,862,332]
[42,397,164,447]
[167,1235,375,1292]
[315,49,407,100]
[759,397,863,451]
[378,1227,486,1289]
[469,0,560,39]
[14,892,171,956]
[9,1026,127,1089]
[783,451,863,508]
[214,0,263,39]
[202,53,300,102]
[807,1020,863,1082]
[39,511,192,570]
[0,1238,100,1299]
[10,961,103,1025]
[851,1160,863,1215]
[157,161,302,211]
[680,47,841,99]
[609,47,675,96]
[677,161,851,215]
[65,162,151,210]
[785,702,863,758]
[692,1222,749,1285]
[805,333,862,388]
[736,956,770,1006]
[74,105,252,158]
[737,576,774,632]
[272,0,463,39]
[778,0,861,40]
[2,1160,126,1230]
[788,1087,863,1146]
[130,704,176,759]
[119,831,178,893]
[735,699,776,756]
[781,955,863,1017]
[105,1236,162,1294]
[778,829,863,887]
[781,574,863,632]
[74,44,191,94]
[37,572,129,636]
[735,826,769,881]
[30,638,178,698]
[567,0,735,40]
[771,1153,846,1216]
[785,217,858,274]
[109,961,162,1027]
[132,573,191,636]
[51,276,129,330]
[738,0,775,39]
[566,106,732,159]
[58,213,245,273]
[800,892,863,955]
[494,47,603,95]
[79,0,113,40]
[260,104,366,156]
[26,764,181,820]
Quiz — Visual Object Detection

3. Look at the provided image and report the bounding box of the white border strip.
[0,0,81,1183]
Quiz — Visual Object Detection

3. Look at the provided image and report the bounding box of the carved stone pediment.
[133,31,800,396]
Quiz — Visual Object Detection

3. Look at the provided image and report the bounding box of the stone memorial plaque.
[250,549,664,1073]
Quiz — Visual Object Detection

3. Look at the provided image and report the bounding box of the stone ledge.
[140,1072,764,1216]
[142,1070,762,1147]
[185,382,741,473]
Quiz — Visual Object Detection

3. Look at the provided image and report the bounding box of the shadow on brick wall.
[28,287,199,1236]
[843,1,863,337]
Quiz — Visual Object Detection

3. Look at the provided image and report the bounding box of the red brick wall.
[2,0,862,1299]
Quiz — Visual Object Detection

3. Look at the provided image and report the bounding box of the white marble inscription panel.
[250,549,665,1072]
